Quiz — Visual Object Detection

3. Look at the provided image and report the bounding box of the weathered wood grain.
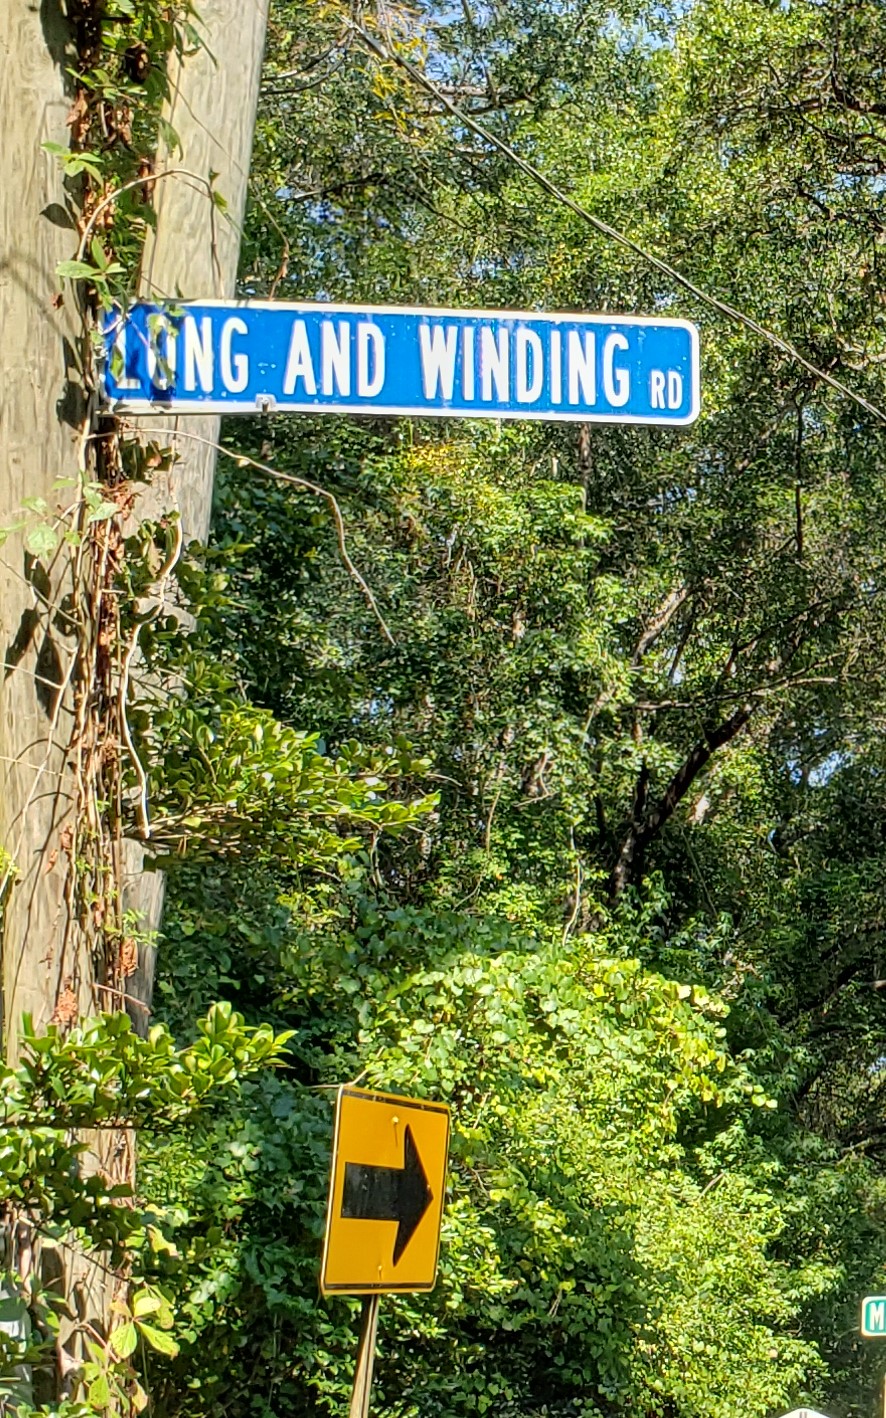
[0,2,86,1055]
[121,0,270,1023]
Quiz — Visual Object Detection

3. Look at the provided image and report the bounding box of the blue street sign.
[102,301,699,426]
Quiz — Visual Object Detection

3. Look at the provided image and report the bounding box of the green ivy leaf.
[88,1374,111,1408]
[109,1320,138,1358]
[86,500,119,525]
[55,259,95,281]
[25,524,59,558]
[137,1321,180,1357]
[132,1292,162,1318]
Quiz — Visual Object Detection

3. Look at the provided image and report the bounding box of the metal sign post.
[348,1296,380,1418]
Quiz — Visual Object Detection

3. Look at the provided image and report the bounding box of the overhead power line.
[349,21,886,427]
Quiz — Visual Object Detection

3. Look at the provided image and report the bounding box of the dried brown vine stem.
[119,518,185,839]
[75,168,223,268]
[121,423,396,644]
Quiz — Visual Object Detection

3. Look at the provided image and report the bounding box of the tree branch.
[608,703,753,900]
[632,585,689,668]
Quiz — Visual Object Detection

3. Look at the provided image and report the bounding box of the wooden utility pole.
[0,0,269,1046]
[0,0,269,1396]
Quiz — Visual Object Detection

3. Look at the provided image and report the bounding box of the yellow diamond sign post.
[321,1086,450,1417]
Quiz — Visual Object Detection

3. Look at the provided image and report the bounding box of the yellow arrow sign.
[321,1086,450,1295]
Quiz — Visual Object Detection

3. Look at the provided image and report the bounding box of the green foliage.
[0,1005,290,1243]
[142,0,886,1412]
[145,696,437,867]
[0,1007,291,1413]
[47,0,200,305]
[137,913,827,1418]
[23,0,886,1414]
[119,533,439,870]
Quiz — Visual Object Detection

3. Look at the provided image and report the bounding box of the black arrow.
[341,1124,433,1265]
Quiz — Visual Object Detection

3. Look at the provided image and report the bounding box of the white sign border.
[861,1294,886,1337]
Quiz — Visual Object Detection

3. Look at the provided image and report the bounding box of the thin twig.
[0,756,67,779]
[122,424,395,643]
[75,168,222,268]
[118,519,185,839]
[93,982,151,1013]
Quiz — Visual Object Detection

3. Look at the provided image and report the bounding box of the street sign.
[102,300,700,426]
[320,1085,450,1295]
[779,1410,833,1417]
[863,1296,886,1336]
